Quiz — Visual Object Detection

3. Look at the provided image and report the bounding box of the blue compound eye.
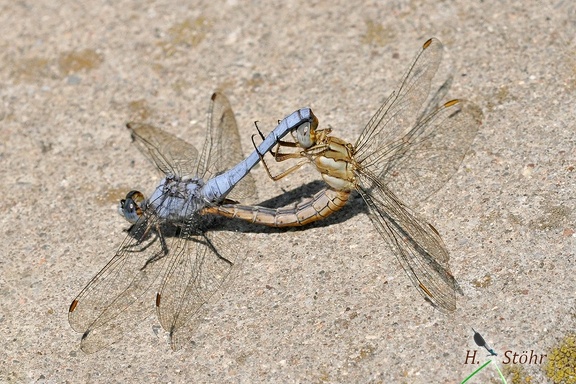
[119,190,145,224]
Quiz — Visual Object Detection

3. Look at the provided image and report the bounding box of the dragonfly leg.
[139,222,170,270]
[250,131,308,181]
[253,121,301,158]
[251,121,332,181]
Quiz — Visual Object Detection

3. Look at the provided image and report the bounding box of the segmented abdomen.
[203,188,350,227]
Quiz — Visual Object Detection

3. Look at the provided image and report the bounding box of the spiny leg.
[251,122,310,181]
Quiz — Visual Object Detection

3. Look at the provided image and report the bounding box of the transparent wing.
[155,217,246,350]
[356,169,461,312]
[375,99,483,208]
[415,74,452,126]
[68,208,173,353]
[198,92,257,202]
[355,38,444,168]
[127,122,200,178]
[150,93,256,349]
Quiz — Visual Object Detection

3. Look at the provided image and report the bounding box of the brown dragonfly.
[204,38,483,312]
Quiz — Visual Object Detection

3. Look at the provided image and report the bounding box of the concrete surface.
[1,0,574,383]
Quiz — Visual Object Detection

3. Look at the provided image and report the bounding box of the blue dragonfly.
[68,92,314,352]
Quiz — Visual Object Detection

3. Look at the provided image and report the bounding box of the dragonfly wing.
[414,74,453,126]
[376,99,483,208]
[127,122,200,178]
[354,38,444,168]
[155,216,246,351]
[68,213,173,353]
[198,92,257,202]
[356,169,461,312]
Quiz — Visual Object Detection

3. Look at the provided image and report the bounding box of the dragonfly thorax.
[313,137,357,192]
[119,177,206,225]
[147,177,205,222]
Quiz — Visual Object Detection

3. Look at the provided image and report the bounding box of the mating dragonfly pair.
[69,38,483,352]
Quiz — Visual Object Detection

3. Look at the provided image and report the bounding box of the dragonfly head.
[295,112,319,149]
[119,190,146,224]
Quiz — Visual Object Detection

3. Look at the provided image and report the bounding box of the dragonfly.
[472,328,498,356]
[204,38,484,312]
[68,92,315,352]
